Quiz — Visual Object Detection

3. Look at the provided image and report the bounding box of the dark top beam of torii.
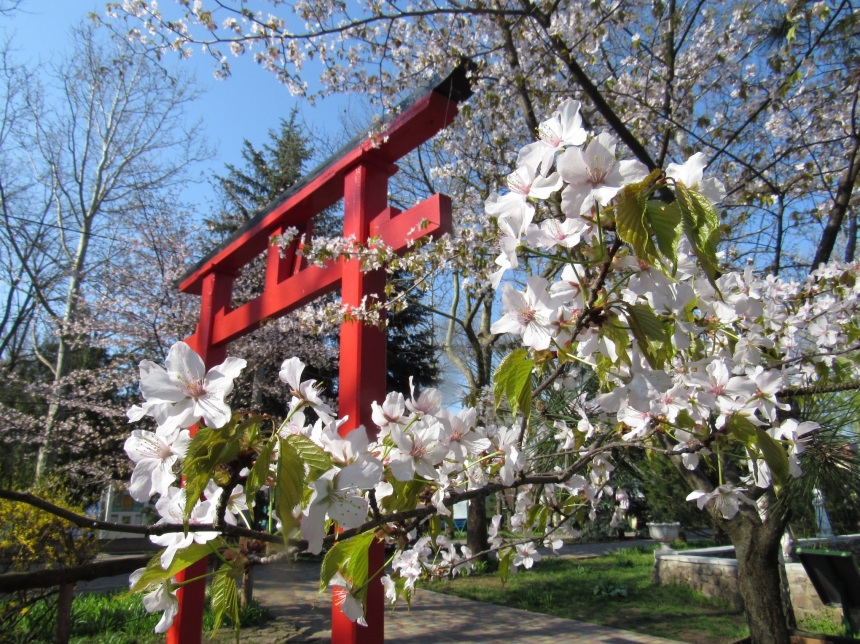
[167,65,473,644]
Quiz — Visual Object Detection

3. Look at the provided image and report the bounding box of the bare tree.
[0,24,210,484]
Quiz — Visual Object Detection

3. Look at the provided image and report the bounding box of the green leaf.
[674,181,720,287]
[381,479,425,513]
[276,438,306,542]
[493,349,534,420]
[286,433,333,483]
[429,515,442,545]
[725,414,758,448]
[319,531,377,595]
[245,437,276,502]
[645,200,682,269]
[182,423,242,522]
[755,429,790,484]
[622,304,671,369]
[498,547,516,585]
[615,185,659,264]
[127,541,220,594]
[210,563,240,637]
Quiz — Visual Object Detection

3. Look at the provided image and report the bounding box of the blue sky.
[2,0,358,215]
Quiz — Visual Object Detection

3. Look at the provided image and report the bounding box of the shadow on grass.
[428,549,749,644]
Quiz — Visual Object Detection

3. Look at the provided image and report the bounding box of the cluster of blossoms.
[484,98,860,519]
[121,343,580,631]
[119,98,860,635]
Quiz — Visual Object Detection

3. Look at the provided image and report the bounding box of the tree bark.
[723,514,791,644]
[466,495,488,559]
[658,436,791,644]
[811,134,860,271]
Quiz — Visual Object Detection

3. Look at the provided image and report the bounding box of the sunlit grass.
[427,546,749,644]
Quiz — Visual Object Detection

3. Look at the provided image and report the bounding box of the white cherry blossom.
[491,275,557,351]
[557,132,649,216]
[133,341,246,433]
[517,98,588,175]
[124,428,191,502]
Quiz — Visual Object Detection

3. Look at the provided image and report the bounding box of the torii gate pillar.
[171,65,473,644]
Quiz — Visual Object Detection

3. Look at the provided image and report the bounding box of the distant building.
[98,484,155,539]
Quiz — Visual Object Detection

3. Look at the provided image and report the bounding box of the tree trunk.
[659,436,791,644]
[725,515,791,644]
[466,496,488,560]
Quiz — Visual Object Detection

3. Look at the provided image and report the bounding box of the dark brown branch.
[810,133,860,270]
[0,555,151,592]
[0,489,285,545]
[521,4,656,170]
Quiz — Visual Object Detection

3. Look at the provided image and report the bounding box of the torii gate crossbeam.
[168,67,472,644]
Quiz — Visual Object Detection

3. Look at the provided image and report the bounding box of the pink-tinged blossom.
[491,275,557,351]
[513,542,542,569]
[302,468,369,554]
[371,392,407,435]
[772,419,819,477]
[485,165,562,226]
[405,377,442,417]
[517,99,588,175]
[688,360,756,414]
[124,428,191,502]
[388,419,448,481]
[673,429,710,470]
[438,407,491,462]
[686,485,754,520]
[495,426,527,486]
[557,132,649,216]
[526,216,590,250]
[133,341,246,433]
[329,572,367,626]
[128,570,178,634]
[149,487,219,569]
[204,480,248,526]
[743,367,789,422]
[279,357,334,422]
[666,153,726,205]
[489,514,504,548]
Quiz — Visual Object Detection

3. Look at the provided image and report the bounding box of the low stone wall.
[652,535,860,621]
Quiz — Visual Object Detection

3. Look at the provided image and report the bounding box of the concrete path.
[252,559,684,643]
[73,540,688,642]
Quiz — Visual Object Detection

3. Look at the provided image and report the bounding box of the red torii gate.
[170,68,471,644]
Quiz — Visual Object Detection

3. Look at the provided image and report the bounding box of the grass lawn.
[7,589,271,644]
[427,546,750,644]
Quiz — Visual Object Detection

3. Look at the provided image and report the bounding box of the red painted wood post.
[331,161,392,644]
[167,270,234,644]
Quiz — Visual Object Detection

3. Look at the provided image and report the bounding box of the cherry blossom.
[491,275,557,351]
[128,570,179,634]
[303,468,371,554]
[686,485,755,520]
[124,428,191,502]
[557,133,648,216]
[149,487,220,569]
[133,342,246,432]
[517,99,588,175]
[513,542,542,569]
[666,153,726,205]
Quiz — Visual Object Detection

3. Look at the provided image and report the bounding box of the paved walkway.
[75,539,688,642]
[252,559,684,643]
